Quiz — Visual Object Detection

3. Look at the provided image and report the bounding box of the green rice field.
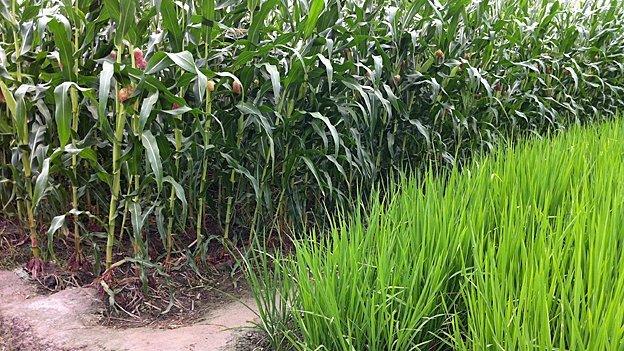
[249,120,624,350]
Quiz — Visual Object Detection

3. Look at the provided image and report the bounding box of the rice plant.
[249,120,624,350]
[0,0,623,277]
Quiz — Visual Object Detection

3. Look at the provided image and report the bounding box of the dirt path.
[0,270,259,351]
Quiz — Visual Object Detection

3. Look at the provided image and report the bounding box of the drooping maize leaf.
[140,129,163,191]
[48,18,75,81]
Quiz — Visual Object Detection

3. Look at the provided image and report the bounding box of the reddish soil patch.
[0,270,259,351]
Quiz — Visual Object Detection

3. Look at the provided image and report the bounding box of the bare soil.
[0,217,250,329]
[0,269,260,351]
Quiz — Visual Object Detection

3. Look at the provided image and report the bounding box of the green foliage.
[0,0,623,273]
[249,120,624,350]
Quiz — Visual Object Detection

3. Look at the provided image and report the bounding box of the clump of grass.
[249,120,624,350]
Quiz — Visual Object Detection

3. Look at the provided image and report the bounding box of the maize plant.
[0,0,622,276]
